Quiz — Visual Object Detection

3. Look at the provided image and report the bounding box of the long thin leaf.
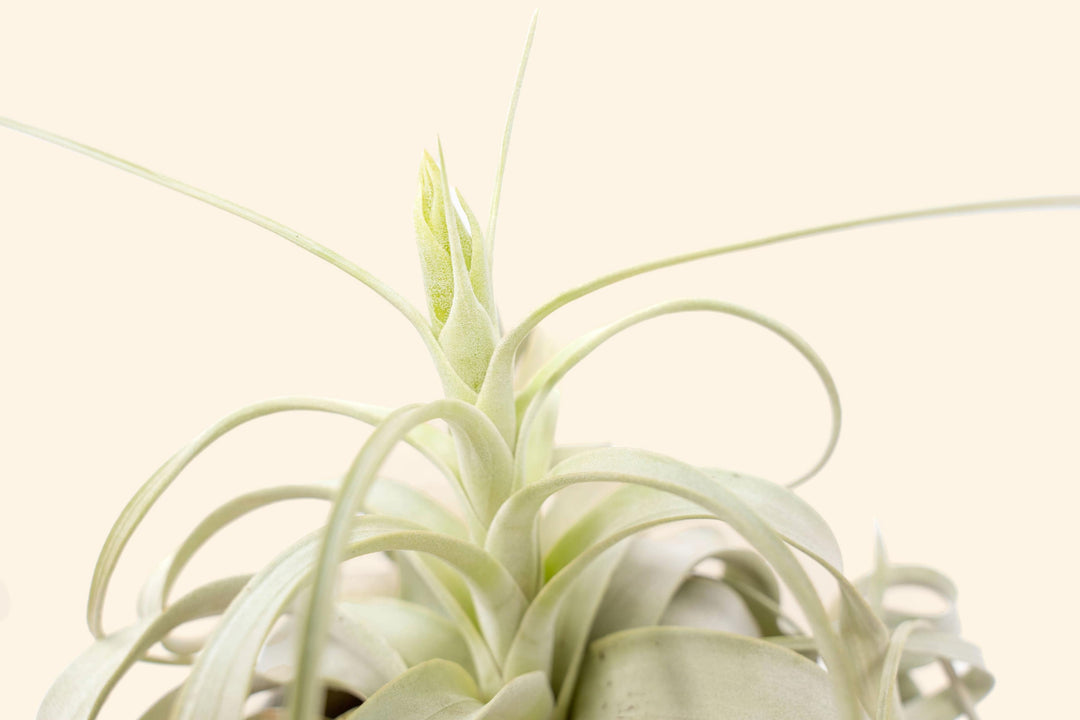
[292,400,517,720]
[511,298,841,488]
[388,549,502,694]
[0,116,484,401]
[38,576,249,720]
[87,395,458,639]
[138,476,465,659]
[856,563,962,637]
[339,597,474,674]
[497,447,865,720]
[902,630,993,720]
[505,510,803,699]
[256,605,408,700]
[174,516,523,720]
[492,481,708,598]
[491,451,841,605]
[137,483,337,633]
[477,195,1080,442]
[544,487,714,581]
[876,620,926,720]
[547,542,629,720]
[486,11,538,258]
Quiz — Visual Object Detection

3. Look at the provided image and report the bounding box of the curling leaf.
[87,396,458,639]
[512,299,842,488]
[174,516,524,720]
[39,576,249,720]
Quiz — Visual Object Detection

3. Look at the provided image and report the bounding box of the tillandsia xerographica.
[5,13,1078,720]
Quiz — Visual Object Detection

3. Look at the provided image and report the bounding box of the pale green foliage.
[7,13,1079,720]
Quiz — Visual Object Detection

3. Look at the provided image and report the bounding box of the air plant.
[5,14,1076,720]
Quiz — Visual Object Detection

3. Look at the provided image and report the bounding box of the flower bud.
[414,147,499,392]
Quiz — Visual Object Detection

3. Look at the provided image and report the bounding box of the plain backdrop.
[1,2,1077,717]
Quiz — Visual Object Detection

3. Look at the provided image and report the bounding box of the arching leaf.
[39,576,249,720]
[87,396,459,639]
[571,627,838,720]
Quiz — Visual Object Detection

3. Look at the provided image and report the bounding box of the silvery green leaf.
[660,576,760,636]
[855,562,962,638]
[537,479,615,558]
[344,659,479,719]
[343,660,552,720]
[700,468,844,570]
[543,487,713,581]
[507,516,706,685]
[173,516,523,720]
[493,195,1080,431]
[517,389,560,489]
[292,400,518,720]
[0,115,477,403]
[860,622,993,720]
[490,480,707,599]
[875,620,926,720]
[512,446,867,719]
[547,542,629,720]
[387,550,501,695]
[485,12,537,260]
[571,627,838,720]
[901,630,993,720]
[86,396,457,639]
[585,528,726,640]
[38,576,249,720]
[135,677,280,720]
[338,597,474,674]
[512,298,842,489]
[255,606,408,700]
[136,476,464,657]
[136,481,338,655]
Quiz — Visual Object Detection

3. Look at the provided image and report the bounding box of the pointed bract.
[414,147,500,392]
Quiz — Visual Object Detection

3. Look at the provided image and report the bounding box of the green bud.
[414,146,499,392]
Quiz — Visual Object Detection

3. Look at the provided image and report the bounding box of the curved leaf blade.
[87,396,458,639]
[38,576,249,720]
[571,626,838,720]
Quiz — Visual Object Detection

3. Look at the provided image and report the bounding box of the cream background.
[1,2,1078,717]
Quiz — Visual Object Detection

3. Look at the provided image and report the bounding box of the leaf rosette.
[6,11,1075,720]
